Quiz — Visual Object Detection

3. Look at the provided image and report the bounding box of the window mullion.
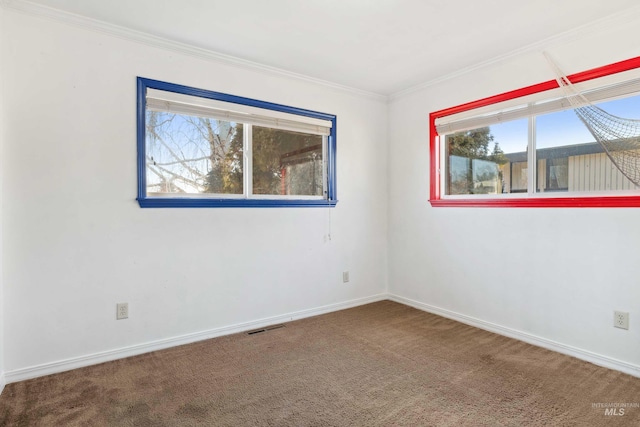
[322,136,328,198]
[527,114,536,195]
[437,135,445,198]
[244,124,253,198]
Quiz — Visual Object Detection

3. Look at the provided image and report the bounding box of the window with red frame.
[430,56,640,207]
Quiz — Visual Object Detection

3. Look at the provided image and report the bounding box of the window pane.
[252,126,324,196]
[145,111,243,195]
[536,95,640,193]
[445,119,528,195]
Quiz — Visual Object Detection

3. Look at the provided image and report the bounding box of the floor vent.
[247,324,286,335]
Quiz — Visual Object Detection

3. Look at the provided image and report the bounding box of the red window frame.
[429,56,640,208]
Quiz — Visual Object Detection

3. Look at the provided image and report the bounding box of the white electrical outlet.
[117,303,129,320]
[343,271,350,283]
[614,311,629,330]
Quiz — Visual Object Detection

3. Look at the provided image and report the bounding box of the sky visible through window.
[488,94,640,154]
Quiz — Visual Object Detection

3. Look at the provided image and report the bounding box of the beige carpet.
[1,300,639,426]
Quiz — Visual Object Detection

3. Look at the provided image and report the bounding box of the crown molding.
[389,4,640,101]
[5,1,640,107]
[0,0,388,102]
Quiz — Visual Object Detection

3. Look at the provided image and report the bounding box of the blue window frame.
[136,77,337,207]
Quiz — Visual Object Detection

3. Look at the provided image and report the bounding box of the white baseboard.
[388,294,640,379]
[7,293,638,384]
[5,293,388,384]
[0,373,5,395]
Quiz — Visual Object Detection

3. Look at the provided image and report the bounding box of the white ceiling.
[18,0,640,96]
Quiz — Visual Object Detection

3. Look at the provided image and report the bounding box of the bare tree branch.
[146,130,205,179]
[150,156,210,166]
[148,163,203,190]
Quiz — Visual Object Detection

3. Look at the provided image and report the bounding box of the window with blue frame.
[136,78,337,207]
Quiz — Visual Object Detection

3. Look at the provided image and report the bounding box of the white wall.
[1,10,388,377]
[389,15,640,372]
[4,2,640,389]
[0,3,6,394]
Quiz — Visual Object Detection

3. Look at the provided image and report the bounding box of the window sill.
[137,197,338,208]
[429,196,640,208]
